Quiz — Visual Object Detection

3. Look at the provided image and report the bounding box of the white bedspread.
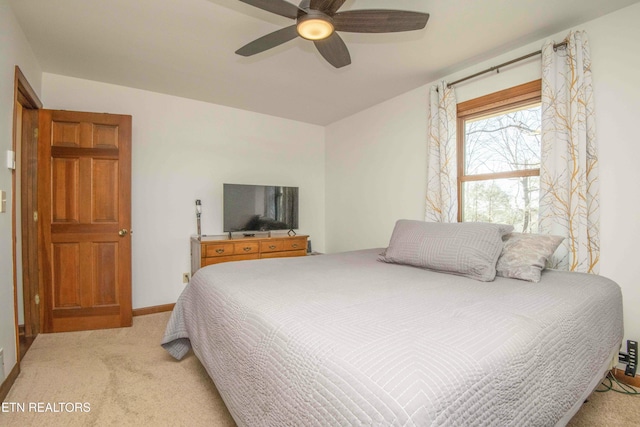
[162,249,623,426]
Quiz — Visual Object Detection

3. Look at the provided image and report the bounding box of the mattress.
[162,249,623,426]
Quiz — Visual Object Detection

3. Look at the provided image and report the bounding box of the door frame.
[12,66,42,363]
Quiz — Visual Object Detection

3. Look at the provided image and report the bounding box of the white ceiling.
[9,0,639,125]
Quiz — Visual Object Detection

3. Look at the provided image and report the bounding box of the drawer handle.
[269,245,277,249]
[291,244,298,248]
[243,247,252,252]
[216,249,225,254]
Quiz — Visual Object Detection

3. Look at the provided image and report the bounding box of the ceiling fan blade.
[236,25,299,56]
[299,0,311,10]
[310,0,346,15]
[334,10,430,33]
[314,33,351,68]
[239,0,306,20]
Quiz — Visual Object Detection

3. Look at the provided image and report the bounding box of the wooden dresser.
[191,234,309,275]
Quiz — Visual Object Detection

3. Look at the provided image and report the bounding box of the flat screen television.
[223,184,299,233]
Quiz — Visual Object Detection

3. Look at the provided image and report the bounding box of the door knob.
[118,229,128,237]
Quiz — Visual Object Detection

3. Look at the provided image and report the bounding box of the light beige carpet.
[1,312,638,426]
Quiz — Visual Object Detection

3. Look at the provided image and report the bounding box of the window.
[457,80,541,232]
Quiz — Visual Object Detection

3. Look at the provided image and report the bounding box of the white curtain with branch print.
[425,82,457,222]
[540,31,599,273]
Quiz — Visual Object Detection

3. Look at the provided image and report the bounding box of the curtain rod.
[447,41,568,88]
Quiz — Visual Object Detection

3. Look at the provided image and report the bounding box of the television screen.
[223,184,299,232]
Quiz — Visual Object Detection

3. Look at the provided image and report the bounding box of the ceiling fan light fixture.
[236,1,430,69]
[297,16,334,40]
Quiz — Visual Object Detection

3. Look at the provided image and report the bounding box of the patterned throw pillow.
[496,233,564,282]
[379,220,513,281]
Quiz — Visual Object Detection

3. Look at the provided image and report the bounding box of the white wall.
[592,3,640,353]
[0,0,41,382]
[42,74,325,309]
[325,3,640,345]
[325,88,428,251]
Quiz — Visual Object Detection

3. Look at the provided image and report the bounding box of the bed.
[162,242,623,426]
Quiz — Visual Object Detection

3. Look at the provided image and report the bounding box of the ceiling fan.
[235,0,430,68]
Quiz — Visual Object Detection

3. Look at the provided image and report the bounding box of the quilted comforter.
[162,249,623,426]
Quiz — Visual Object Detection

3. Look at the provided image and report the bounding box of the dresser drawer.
[192,235,309,274]
[233,242,259,255]
[283,238,306,251]
[202,253,259,266]
[261,250,306,259]
[261,240,284,253]
[204,243,235,257]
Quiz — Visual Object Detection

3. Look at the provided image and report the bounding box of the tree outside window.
[457,81,541,233]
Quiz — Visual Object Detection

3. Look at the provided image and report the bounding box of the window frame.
[456,79,542,222]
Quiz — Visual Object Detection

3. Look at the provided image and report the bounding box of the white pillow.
[496,233,564,282]
[379,220,513,281]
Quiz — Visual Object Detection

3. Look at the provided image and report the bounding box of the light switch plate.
[0,190,6,213]
[6,150,15,170]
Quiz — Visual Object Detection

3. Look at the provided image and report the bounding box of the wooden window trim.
[456,80,542,222]
[457,80,541,118]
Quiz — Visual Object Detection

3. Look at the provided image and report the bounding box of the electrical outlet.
[0,347,5,383]
[182,273,190,283]
[619,340,638,377]
[626,340,637,377]
[0,190,6,213]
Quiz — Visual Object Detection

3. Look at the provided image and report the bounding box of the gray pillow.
[496,233,564,282]
[379,220,513,281]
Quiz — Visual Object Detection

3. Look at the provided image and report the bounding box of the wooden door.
[38,110,132,332]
